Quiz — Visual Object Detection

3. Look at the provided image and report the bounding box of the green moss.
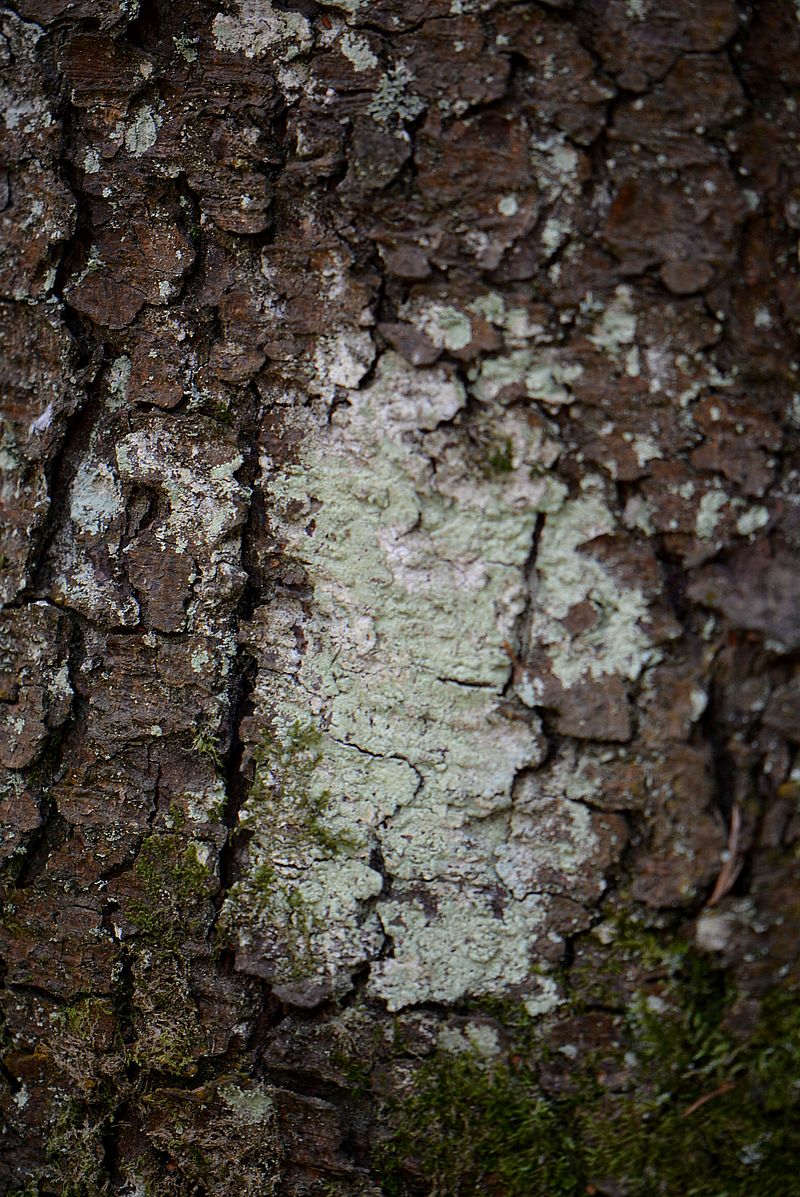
[127,985,200,1076]
[128,832,213,947]
[329,1047,373,1099]
[582,967,800,1197]
[249,721,358,857]
[216,720,371,988]
[61,998,114,1045]
[568,912,688,1010]
[484,437,514,476]
[377,945,800,1197]
[192,727,224,770]
[227,720,357,919]
[45,1089,116,1197]
[205,396,234,425]
[377,1052,579,1197]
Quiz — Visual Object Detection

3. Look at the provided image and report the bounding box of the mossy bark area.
[1,1,799,1193]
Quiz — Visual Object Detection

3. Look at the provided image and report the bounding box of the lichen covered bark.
[1,0,799,1193]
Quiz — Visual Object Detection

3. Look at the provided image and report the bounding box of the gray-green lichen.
[224,337,630,1010]
[521,479,657,692]
[368,64,426,126]
[212,0,312,61]
[124,105,161,157]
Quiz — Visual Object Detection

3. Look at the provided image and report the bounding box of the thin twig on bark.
[705,803,744,908]
[681,1081,736,1118]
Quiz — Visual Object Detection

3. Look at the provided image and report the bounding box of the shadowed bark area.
[0,1,799,1194]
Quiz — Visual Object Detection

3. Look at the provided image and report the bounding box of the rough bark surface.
[0,0,799,1194]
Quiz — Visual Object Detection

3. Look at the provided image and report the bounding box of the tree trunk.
[1,0,799,1193]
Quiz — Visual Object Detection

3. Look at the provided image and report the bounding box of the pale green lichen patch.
[227,346,620,1010]
[219,1083,274,1124]
[525,478,656,690]
[339,29,378,72]
[437,1021,501,1058]
[212,0,312,60]
[400,298,473,351]
[317,0,363,14]
[465,298,583,407]
[124,105,161,156]
[470,349,548,404]
[107,354,131,407]
[69,460,124,536]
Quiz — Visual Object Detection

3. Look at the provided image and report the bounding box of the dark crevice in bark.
[215,644,259,904]
[12,812,70,890]
[213,377,268,914]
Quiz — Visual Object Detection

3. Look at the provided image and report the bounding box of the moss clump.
[248,721,358,860]
[484,437,514,476]
[221,721,358,955]
[192,726,224,770]
[582,966,800,1197]
[128,948,204,1077]
[127,832,213,948]
[377,1053,579,1197]
[377,948,800,1197]
[136,1080,280,1197]
[61,998,114,1046]
[45,1088,116,1197]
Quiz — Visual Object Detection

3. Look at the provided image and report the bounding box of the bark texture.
[1,0,799,1194]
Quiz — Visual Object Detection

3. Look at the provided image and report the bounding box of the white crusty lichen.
[83,147,101,174]
[736,504,769,536]
[530,131,581,205]
[212,0,312,60]
[223,339,622,1011]
[69,460,124,536]
[124,105,161,156]
[368,63,426,125]
[695,488,729,539]
[112,422,247,715]
[338,29,378,71]
[115,425,246,556]
[588,285,637,357]
[311,327,375,394]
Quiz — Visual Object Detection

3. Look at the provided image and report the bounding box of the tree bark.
[1,1,799,1193]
